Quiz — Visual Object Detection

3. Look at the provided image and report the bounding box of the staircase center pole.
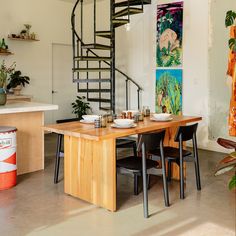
[110,0,116,113]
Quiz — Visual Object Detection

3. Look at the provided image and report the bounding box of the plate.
[111,124,137,129]
[80,119,94,124]
[150,117,173,122]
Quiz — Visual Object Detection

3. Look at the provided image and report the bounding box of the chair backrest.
[137,130,166,153]
[174,123,198,142]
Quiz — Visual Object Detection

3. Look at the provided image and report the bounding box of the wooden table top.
[43,115,202,141]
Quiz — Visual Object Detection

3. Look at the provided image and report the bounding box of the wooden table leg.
[64,135,117,211]
[164,127,186,180]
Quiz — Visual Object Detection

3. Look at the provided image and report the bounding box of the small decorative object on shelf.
[0,38,13,56]
[8,24,39,41]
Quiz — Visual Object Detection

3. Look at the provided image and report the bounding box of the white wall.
[115,0,213,150]
[0,0,73,122]
[208,0,236,142]
[1,0,234,152]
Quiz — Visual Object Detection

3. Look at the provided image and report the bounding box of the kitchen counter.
[0,101,58,114]
[0,101,58,175]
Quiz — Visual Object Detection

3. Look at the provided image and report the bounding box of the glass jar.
[101,115,107,128]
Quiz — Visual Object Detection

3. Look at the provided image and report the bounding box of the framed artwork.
[156,2,183,68]
[156,69,182,115]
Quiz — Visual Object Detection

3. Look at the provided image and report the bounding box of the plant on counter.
[7,70,30,90]
[71,96,91,120]
[0,60,16,88]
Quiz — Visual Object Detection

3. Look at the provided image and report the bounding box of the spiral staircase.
[71,0,151,113]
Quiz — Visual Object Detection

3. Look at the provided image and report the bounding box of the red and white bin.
[0,126,17,190]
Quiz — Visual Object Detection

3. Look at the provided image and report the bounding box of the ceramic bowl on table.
[114,119,134,127]
[82,115,99,122]
[152,113,172,121]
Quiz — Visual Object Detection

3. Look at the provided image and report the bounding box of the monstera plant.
[225,10,236,52]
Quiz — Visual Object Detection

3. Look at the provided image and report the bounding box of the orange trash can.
[0,126,17,190]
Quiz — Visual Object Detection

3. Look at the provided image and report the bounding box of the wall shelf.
[8,37,40,42]
[0,52,13,56]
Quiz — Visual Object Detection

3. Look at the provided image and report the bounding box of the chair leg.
[167,161,172,182]
[179,139,185,199]
[54,134,62,184]
[193,135,201,190]
[160,141,170,207]
[147,174,151,190]
[134,174,139,195]
[141,143,148,218]
[133,142,137,157]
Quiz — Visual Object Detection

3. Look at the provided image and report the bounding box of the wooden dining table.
[43,115,201,212]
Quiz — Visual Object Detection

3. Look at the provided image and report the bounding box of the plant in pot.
[7,70,30,96]
[71,96,91,120]
[0,60,16,105]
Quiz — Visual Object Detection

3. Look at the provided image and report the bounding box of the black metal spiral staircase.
[71,0,151,113]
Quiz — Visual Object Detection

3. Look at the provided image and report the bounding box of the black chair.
[54,118,79,184]
[151,123,201,199]
[117,130,169,218]
[54,119,138,184]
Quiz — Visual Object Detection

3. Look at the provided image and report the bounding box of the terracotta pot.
[0,88,7,105]
[13,85,22,96]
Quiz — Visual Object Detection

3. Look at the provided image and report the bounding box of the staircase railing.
[71,0,143,111]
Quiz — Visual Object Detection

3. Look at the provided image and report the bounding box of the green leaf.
[228,175,236,190]
[225,10,236,27]
[229,38,236,52]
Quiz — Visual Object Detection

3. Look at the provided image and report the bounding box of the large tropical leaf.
[228,175,236,190]
[225,10,236,27]
[229,38,236,52]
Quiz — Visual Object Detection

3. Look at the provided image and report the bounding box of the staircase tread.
[78,89,111,93]
[114,0,151,7]
[73,79,111,83]
[113,7,143,18]
[74,56,112,61]
[87,98,111,103]
[73,68,111,71]
[82,43,111,50]
[100,107,112,111]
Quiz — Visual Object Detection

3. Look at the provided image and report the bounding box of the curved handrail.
[71,0,143,91]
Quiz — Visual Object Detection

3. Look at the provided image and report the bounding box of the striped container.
[0,126,17,190]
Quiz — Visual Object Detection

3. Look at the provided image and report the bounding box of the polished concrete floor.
[0,134,235,236]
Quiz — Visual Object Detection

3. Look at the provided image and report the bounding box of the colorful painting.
[156,69,182,115]
[156,2,183,68]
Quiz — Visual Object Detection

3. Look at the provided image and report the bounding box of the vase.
[13,85,22,96]
[0,88,7,105]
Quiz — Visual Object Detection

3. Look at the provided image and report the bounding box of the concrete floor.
[0,134,235,236]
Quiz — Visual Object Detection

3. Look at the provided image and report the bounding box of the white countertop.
[0,101,58,115]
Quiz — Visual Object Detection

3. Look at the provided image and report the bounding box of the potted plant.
[0,60,16,105]
[71,96,91,120]
[215,138,236,190]
[7,70,30,96]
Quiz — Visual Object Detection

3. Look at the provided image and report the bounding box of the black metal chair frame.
[117,130,169,218]
[165,123,201,199]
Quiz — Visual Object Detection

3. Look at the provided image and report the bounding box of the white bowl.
[114,119,134,127]
[82,115,99,122]
[153,113,172,120]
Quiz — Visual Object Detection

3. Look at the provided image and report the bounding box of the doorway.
[52,43,77,123]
